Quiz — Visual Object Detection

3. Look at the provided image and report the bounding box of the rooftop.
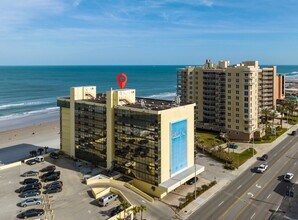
[58,93,190,111]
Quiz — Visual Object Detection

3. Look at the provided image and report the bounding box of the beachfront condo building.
[57,86,204,198]
[177,60,285,141]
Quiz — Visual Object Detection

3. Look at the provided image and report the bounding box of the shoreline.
[0,120,60,165]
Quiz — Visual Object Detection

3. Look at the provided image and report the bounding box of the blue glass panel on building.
[171,119,187,175]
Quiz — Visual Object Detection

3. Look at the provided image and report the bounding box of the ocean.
[0,65,297,127]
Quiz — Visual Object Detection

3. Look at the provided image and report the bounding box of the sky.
[0,0,298,65]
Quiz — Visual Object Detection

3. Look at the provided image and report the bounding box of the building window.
[228,96,231,99]
[236,102,239,106]
[236,85,239,89]
[236,90,239,94]
[228,84,231,88]
[236,119,239,123]
[236,108,239,112]
[236,114,239,117]
[236,96,239,100]
[236,126,239,130]
[228,78,231,82]
[228,73,231,76]
[236,73,239,77]
[236,79,239,82]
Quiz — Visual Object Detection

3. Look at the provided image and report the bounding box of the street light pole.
[194,164,197,200]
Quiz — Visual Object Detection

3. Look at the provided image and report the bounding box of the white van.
[35,156,44,163]
[98,193,118,207]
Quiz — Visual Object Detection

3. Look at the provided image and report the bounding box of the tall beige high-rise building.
[177,60,285,141]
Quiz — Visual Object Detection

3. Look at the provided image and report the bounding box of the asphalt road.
[188,134,298,220]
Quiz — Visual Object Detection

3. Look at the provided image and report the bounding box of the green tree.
[139,205,147,220]
[261,108,271,128]
[277,105,286,128]
[269,110,278,126]
[120,201,131,219]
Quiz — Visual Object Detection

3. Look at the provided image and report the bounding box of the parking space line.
[251,212,256,219]
[237,185,242,190]
[267,194,271,199]
[218,201,224,207]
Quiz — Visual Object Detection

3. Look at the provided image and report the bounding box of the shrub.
[224,163,236,170]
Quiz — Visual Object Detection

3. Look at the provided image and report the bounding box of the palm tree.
[261,108,271,128]
[37,148,44,155]
[139,205,147,220]
[130,206,140,219]
[29,150,37,157]
[277,105,286,128]
[120,201,131,219]
[269,110,278,127]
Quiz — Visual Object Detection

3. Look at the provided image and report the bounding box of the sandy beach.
[0,120,60,164]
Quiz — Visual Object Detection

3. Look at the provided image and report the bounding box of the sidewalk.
[178,124,298,219]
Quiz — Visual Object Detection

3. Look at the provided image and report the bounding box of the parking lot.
[0,156,122,220]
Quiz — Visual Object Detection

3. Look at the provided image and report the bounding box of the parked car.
[17,183,41,193]
[35,156,44,163]
[186,177,199,185]
[98,193,118,207]
[21,171,39,177]
[284,173,294,182]
[41,171,60,179]
[50,152,59,159]
[40,165,56,172]
[260,154,268,161]
[20,189,41,198]
[44,181,63,189]
[290,130,297,136]
[111,206,122,216]
[22,178,39,185]
[17,208,44,219]
[20,198,43,207]
[257,164,268,173]
[43,187,62,194]
[26,159,37,166]
[42,174,60,182]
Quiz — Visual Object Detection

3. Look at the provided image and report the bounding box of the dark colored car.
[17,208,44,219]
[50,152,59,159]
[43,187,62,194]
[21,170,39,177]
[111,206,122,216]
[44,181,63,189]
[26,159,37,165]
[186,177,199,185]
[22,178,39,185]
[41,171,60,179]
[20,189,41,198]
[42,174,60,182]
[260,154,268,161]
[40,165,56,173]
[290,130,296,136]
[17,183,41,193]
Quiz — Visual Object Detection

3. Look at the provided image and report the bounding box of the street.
[188,134,298,220]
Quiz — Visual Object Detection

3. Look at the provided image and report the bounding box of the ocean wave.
[0,107,59,121]
[0,101,52,110]
[145,92,177,100]
[285,71,298,76]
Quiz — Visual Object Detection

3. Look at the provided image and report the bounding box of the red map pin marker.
[117,73,128,89]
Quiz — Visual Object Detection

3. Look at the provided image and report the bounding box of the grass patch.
[196,129,225,148]
[288,116,298,125]
[230,148,257,168]
[254,127,288,144]
[178,181,217,211]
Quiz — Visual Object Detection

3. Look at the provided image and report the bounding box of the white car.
[257,164,268,173]
[284,173,294,181]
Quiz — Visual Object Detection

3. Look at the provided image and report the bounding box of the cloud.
[73,0,82,7]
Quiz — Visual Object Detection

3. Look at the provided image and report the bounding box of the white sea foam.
[0,107,59,121]
[145,92,176,100]
[0,101,51,110]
